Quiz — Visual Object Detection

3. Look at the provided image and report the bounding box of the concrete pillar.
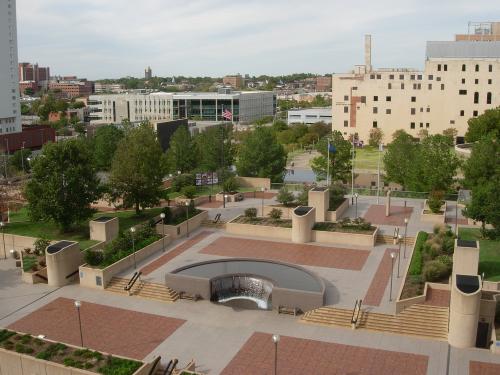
[452,239,480,278]
[45,241,83,287]
[449,274,481,348]
[89,216,119,243]
[307,187,329,222]
[291,206,316,243]
[385,190,391,217]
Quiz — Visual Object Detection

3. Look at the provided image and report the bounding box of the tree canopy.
[310,130,352,183]
[465,107,500,143]
[194,124,234,172]
[91,125,124,171]
[164,125,197,174]
[24,139,101,231]
[383,131,419,190]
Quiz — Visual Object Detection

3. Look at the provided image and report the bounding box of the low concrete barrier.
[235,176,271,190]
[325,199,349,222]
[156,210,208,239]
[262,205,296,219]
[79,236,170,289]
[312,227,377,247]
[421,200,446,224]
[175,196,209,206]
[225,219,292,241]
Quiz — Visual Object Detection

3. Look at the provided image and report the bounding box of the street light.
[354,193,359,218]
[389,252,396,301]
[223,194,228,209]
[185,201,190,238]
[74,300,84,347]
[272,334,280,375]
[397,235,402,278]
[403,217,409,259]
[160,213,166,252]
[261,187,266,216]
[130,227,136,269]
[0,222,5,260]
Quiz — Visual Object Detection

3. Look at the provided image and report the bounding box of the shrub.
[422,259,451,282]
[276,186,295,206]
[39,259,46,267]
[34,237,51,256]
[244,208,257,218]
[171,174,195,192]
[84,249,104,266]
[222,176,239,193]
[329,183,346,210]
[160,207,173,224]
[437,254,453,270]
[295,184,310,206]
[428,191,444,213]
[408,232,428,276]
[181,185,196,199]
[30,264,38,272]
[24,247,32,255]
[368,128,384,147]
[268,208,283,221]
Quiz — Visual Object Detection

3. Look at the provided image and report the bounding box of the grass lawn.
[7,207,164,250]
[354,146,385,171]
[459,227,500,281]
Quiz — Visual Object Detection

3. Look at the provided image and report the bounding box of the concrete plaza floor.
[0,194,497,374]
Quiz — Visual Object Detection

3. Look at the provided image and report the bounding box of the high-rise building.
[0,0,21,134]
[332,23,500,143]
[145,66,152,80]
[18,62,50,83]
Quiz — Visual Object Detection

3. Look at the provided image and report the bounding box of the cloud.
[15,0,500,79]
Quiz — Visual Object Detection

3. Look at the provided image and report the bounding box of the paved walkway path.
[8,297,185,360]
[200,237,370,270]
[364,248,398,306]
[470,361,500,375]
[141,231,212,275]
[422,287,451,307]
[364,204,414,226]
[221,332,429,375]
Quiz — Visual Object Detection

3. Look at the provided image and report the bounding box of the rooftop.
[426,41,500,59]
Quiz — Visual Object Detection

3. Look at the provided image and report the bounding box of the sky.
[16,0,500,80]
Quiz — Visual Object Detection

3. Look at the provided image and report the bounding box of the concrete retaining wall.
[225,220,292,241]
[165,273,211,299]
[421,200,446,224]
[0,233,52,253]
[262,205,296,219]
[273,287,324,312]
[79,236,169,289]
[312,227,377,247]
[235,176,271,190]
[156,210,208,240]
[325,199,349,222]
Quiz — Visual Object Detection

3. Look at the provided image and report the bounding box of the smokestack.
[365,34,372,73]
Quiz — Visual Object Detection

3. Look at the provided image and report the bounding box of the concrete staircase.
[376,234,415,246]
[106,277,179,302]
[302,304,449,341]
[201,219,226,229]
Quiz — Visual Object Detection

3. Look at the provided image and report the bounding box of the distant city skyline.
[16,0,500,80]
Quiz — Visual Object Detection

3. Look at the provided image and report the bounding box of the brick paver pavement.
[141,231,212,275]
[197,200,223,208]
[221,332,429,375]
[364,248,398,306]
[446,217,468,225]
[200,237,369,270]
[470,361,500,375]
[422,286,451,307]
[363,204,413,226]
[8,297,185,360]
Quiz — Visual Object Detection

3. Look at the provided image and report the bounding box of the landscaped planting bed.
[459,227,500,281]
[313,218,376,235]
[232,215,292,228]
[400,225,455,299]
[0,329,142,374]
[160,206,203,226]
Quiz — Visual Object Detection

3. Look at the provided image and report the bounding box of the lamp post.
[9,249,15,258]
[185,201,190,238]
[397,235,402,278]
[403,217,408,259]
[389,252,396,301]
[160,213,166,252]
[223,194,228,209]
[261,187,265,216]
[1,222,5,260]
[74,300,84,347]
[130,227,136,269]
[272,334,280,375]
[354,193,359,218]
[21,142,25,173]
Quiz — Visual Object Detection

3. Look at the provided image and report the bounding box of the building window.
[460,110,465,116]
[459,89,467,95]
[420,123,423,128]
[411,96,416,102]
[426,123,429,128]
[417,75,422,80]
[373,107,378,114]
[473,110,478,117]
[401,83,405,89]
[373,96,378,101]
[426,107,430,113]
[344,106,349,113]
[399,74,404,80]
[411,108,416,115]
[389,74,394,79]
[386,96,391,102]
[436,77,441,81]
[344,120,348,127]
[488,79,492,84]
[388,83,392,89]
[441,84,445,90]
[437,64,441,71]
[475,64,479,72]
[462,64,466,71]
[450,120,455,124]
[376,74,381,79]
[474,92,479,104]
[410,122,415,129]
[386,109,391,114]
[410,74,415,80]
[420,107,424,113]
[370,74,375,79]
[428,84,432,90]
[475,79,479,84]
[344,95,349,101]
[461,78,465,84]
[487,92,492,104]
[372,121,378,128]
[489,64,493,72]
[444,64,448,71]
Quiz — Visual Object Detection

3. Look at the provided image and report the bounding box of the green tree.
[465,107,500,143]
[408,135,460,192]
[236,126,287,182]
[24,139,101,232]
[464,181,500,237]
[109,124,165,214]
[383,130,419,189]
[310,131,352,183]
[368,128,384,147]
[165,125,197,173]
[9,149,32,173]
[92,125,124,171]
[24,87,34,96]
[194,124,233,172]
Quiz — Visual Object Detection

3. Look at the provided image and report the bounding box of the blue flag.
[328,144,336,153]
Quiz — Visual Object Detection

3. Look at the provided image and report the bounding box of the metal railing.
[351,299,363,326]
[124,271,142,292]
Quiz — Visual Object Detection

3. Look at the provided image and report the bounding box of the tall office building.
[145,66,152,80]
[332,23,500,143]
[0,0,21,134]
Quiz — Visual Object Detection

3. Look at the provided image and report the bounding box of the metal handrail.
[350,299,362,325]
[163,358,178,375]
[124,271,142,292]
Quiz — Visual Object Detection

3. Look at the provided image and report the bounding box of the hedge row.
[408,231,429,276]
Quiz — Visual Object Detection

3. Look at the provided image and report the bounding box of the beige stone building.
[332,22,500,143]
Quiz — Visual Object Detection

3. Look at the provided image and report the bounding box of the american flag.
[222,109,232,120]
